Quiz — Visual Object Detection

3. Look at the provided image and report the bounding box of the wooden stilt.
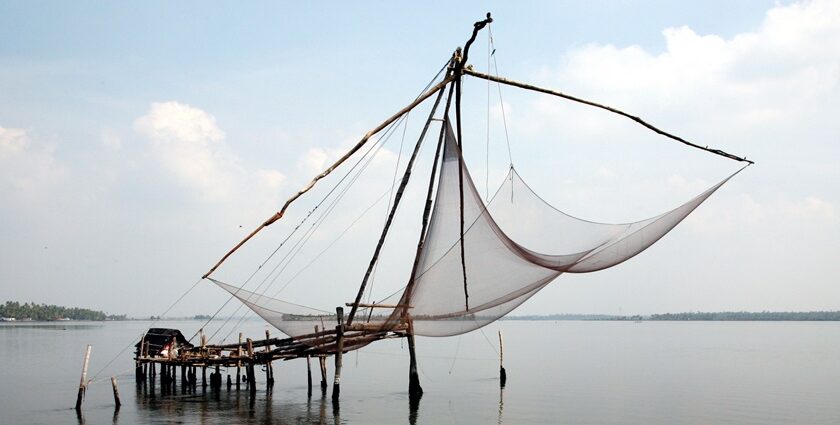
[213,365,221,389]
[75,345,91,410]
[332,307,344,401]
[246,363,256,395]
[319,356,327,395]
[236,332,243,390]
[498,330,506,387]
[265,330,274,387]
[306,355,313,398]
[201,366,207,388]
[227,374,232,390]
[111,376,122,408]
[247,338,256,395]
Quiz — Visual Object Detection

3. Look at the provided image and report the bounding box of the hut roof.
[136,328,194,356]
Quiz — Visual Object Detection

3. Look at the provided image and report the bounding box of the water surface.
[1,320,838,424]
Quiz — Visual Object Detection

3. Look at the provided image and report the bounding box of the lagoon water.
[1,320,839,424]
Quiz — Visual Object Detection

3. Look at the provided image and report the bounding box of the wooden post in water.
[75,345,91,410]
[201,366,207,389]
[236,332,242,390]
[407,319,423,397]
[332,307,344,401]
[498,330,506,387]
[246,338,256,395]
[265,329,274,387]
[319,356,327,395]
[111,376,122,408]
[136,337,145,383]
[306,355,313,397]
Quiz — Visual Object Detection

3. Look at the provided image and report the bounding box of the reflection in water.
[409,394,421,425]
[497,387,504,425]
[133,383,346,424]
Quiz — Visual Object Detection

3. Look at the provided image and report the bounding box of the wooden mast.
[345,66,452,327]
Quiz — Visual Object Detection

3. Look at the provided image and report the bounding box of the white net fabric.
[215,119,740,340]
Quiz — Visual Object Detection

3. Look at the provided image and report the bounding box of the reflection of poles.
[497,386,505,425]
[407,318,423,398]
[498,331,506,387]
[409,389,421,425]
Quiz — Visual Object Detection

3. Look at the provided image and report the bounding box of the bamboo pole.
[332,307,344,401]
[203,75,456,279]
[237,332,242,390]
[265,329,274,387]
[306,355,313,398]
[319,356,327,395]
[346,77,449,326]
[247,338,256,395]
[498,330,506,387]
[75,345,91,410]
[462,68,753,164]
[111,376,121,408]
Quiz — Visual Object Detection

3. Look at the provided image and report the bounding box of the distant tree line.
[0,301,125,321]
[648,311,840,321]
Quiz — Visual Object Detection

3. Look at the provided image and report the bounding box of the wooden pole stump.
[498,330,506,387]
[111,376,122,408]
[75,345,92,410]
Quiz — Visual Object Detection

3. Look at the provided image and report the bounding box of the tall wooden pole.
[75,345,92,410]
[265,329,274,387]
[331,307,344,401]
[319,356,328,395]
[346,75,450,326]
[306,355,313,398]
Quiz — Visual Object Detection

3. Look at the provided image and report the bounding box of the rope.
[488,24,514,168]
[88,277,203,383]
[210,121,400,342]
[212,62,451,341]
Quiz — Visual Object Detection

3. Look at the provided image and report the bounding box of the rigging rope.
[488,24,514,168]
[207,63,451,342]
[210,116,404,343]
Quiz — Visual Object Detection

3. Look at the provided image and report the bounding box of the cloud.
[134,101,288,204]
[0,126,66,204]
[100,128,122,150]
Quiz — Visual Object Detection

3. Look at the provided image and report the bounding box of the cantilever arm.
[202,75,457,279]
[463,68,753,165]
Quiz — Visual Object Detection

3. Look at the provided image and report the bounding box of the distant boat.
[0,317,15,322]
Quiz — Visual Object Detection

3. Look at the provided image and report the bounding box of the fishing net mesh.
[216,119,737,342]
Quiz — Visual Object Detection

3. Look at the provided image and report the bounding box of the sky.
[1,0,838,319]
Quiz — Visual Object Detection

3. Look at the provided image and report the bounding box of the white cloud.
[0,126,66,203]
[0,126,29,159]
[100,128,122,150]
[135,101,288,204]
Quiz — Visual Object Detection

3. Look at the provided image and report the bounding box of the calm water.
[1,320,839,424]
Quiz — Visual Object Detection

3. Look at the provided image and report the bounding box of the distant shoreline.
[504,311,840,321]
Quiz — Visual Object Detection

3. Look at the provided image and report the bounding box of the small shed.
[136,328,194,358]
